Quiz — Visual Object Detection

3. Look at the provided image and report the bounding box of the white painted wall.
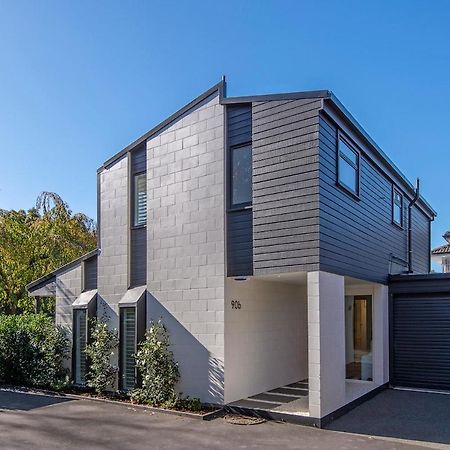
[308,271,390,418]
[97,154,129,378]
[55,264,82,371]
[224,278,308,404]
[146,92,225,404]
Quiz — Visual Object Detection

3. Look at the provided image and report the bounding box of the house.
[431,231,450,272]
[27,79,437,426]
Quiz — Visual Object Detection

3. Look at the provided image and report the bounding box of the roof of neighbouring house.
[432,244,450,255]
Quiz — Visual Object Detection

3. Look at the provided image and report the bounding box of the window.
[73,309,87,385]
[338,135,359,196]
[120,307,136,391]
[345,295,373,381]
[393,188,403,227]
[231,144,252,208]
[133,173,147,226]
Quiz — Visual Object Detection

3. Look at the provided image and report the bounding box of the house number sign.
[231,300,241,310]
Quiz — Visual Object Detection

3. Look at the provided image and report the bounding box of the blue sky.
[1,0,449,252]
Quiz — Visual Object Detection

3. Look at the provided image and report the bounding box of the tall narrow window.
[345,295,373,381]
[231,144,252,208]
[338,135,359,196]
[134,173,147,226]
[120,307,136,391]
[393,188,403,227]
[73,309,87,385]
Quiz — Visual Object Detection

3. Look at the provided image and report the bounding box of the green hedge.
[0,314,69,389]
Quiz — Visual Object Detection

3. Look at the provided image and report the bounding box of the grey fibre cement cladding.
[0,389,439,450]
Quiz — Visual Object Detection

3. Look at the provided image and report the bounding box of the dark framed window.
[337,134,360,197]
[72,294,96,386]
[230,144,252,208]
[133,173,147,227]
[392,187,403,227]
[120,307,136,391]
[118,290,146,391]
[73,309,87,385]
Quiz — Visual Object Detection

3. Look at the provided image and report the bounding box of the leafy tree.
[0,192,96,314]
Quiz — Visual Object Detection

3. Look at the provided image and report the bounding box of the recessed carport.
[389,273,450,391]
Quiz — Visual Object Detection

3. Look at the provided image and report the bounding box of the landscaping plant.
[0,313,69,389]
[130,320,180,407]
[84,316,119,395]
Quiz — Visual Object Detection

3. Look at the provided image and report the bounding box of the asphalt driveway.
[0,389,441,450]
[328,388,450,448]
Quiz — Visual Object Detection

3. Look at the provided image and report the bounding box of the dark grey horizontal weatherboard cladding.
[226,104,253,276]
[130,144,147,287]
[227,209,253,276]
[84,257,97,290]
[130,227,146,287]
[252,98,323,274]
[318,113,430,283]
[131,144,146,173]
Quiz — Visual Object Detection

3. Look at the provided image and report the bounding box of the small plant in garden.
[85,316,119,395]
[130,320,180,407]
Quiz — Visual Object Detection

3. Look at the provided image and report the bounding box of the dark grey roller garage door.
[392,294,450,390]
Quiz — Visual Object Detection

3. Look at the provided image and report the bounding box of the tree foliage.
[0,192,96,314]
[0,313,69,389]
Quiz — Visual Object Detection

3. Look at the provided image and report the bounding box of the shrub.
[130,320,180,407]
[0,313,69,389]
[85,316,119,395]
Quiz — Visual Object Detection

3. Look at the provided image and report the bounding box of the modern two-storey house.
[27,79,436,425]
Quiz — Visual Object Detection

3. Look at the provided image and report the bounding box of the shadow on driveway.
[0,390,73,411]
[327,388,450,446]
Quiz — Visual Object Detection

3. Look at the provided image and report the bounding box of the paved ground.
[328,388,450,448]
[0,389,445,449]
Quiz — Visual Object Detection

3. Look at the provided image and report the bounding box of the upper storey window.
[393,188,403,227]
[133,173,147,226]
[231,144,252,208]
[337,134,360,197]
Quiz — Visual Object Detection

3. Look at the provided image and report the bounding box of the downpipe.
[407,178,420,273]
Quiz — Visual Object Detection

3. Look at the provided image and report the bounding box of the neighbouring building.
[431,231,450,273]
[27,79,438,426]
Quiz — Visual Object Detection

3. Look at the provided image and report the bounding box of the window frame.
[119,306,137,391]
[392,186,404,228]
[229,143,253,211]
[337,131,360,199]
[132,171,147,228]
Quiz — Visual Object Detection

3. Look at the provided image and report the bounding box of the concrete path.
[328,388,450,449]
[0,389,438,450]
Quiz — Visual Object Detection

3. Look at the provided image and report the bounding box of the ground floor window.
[120,307,137,391]
[345,295,373,381]
[73,309,87,385]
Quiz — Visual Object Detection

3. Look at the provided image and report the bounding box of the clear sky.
[1,0,449,253]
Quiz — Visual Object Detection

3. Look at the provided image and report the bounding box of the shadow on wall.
[147,293,224,405]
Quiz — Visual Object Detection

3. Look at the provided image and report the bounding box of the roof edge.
[220,89,330,104]
[324,93,437,218]
[26,248,98,293]
[98,80,225,173]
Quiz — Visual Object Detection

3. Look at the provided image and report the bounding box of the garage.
[390,273,450,391]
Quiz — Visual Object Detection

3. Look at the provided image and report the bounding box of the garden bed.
[0,385,224,420]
